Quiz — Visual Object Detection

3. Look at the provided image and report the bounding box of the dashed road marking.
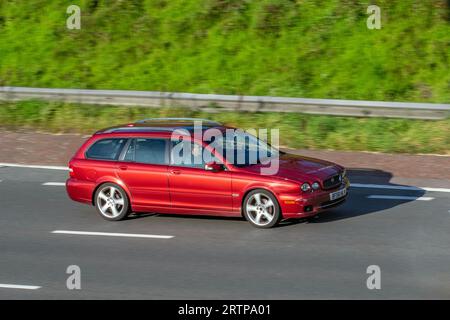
[2,162,450,193]
[42,182,66,186]
[51,230,174,239]
[0,163,68,170]
[367,195,434,201]
[0,283,41,290]
[44,181,450,194]
[351,183,450,193]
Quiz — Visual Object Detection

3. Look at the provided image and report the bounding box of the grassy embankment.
[1,100,449,154]
[0,1,448,154]
[0,0,448,101]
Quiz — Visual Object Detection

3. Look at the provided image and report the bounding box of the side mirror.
[205,161,223,172]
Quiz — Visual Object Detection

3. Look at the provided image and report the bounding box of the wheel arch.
[91,179,132,207]
[240,187,281,217]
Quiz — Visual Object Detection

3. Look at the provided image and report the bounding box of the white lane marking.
[420,187,450,193]
[367,195,434,201]
[41,181,450,194]
[351,183,450,193]
[51,230,174,239]
[0,163,68,170]
[40,182,450,192]
[2,162,450,193]
[42,182,66,186]
[0,284,41,290]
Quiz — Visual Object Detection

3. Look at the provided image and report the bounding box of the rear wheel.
[243,189,281,228]
[94,183,130,221]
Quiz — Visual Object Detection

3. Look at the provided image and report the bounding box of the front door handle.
[170,169,181,175]
[119,165,128,171]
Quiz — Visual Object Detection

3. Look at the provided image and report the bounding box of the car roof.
[95,118,231,135]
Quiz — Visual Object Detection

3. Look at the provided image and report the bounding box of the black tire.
[94,183,130,221]
[242,189,281,228]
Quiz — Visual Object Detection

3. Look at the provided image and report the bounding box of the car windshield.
[211,131,280,167]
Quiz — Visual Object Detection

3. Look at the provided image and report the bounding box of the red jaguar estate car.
[66,118,349,228]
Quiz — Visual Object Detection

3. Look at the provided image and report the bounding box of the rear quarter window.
[85,138,127,160]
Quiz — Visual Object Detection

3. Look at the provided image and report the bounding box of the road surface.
[0,165,449,299]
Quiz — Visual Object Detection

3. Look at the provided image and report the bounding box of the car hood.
[237,152,342,183]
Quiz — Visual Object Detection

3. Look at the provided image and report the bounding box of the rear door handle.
[170,169,181,175]
[119,165,128,171]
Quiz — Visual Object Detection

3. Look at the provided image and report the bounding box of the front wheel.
[94,183,130,221]
[243,189,281,228]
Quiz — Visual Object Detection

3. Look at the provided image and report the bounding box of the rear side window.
[86,138,127,161]
[123,138,169,165]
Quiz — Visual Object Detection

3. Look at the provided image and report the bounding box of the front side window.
[170,140,219,169]
[86,138,127,161]
[215,132,279,167]
[123,138,169,165]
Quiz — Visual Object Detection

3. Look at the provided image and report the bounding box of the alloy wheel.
[246,193,276,226]
[97,186,125,218]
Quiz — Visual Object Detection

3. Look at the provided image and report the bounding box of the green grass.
[1,100,449,155]
[1,1,448,154]
[0,0,449,102]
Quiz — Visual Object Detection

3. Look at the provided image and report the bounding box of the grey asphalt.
[0,167,449,299]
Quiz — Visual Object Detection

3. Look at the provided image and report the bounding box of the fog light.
[305,205,313,212]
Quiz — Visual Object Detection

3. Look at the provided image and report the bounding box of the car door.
[168,139,233,215]
[116,137,171,212]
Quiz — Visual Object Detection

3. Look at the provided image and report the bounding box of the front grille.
[322,173,342,190]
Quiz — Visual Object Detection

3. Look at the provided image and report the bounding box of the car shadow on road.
[286,168,426,226]
[126,212,245,223]
[126,168,426,228]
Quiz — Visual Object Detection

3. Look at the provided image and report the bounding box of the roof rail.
[135,118,221,125]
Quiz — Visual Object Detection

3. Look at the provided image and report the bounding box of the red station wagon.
[66,118,349,228]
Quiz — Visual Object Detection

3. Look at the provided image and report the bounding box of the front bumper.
[280,179,349,219]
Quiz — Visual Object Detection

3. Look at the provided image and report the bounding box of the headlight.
[301,182,311,192]
[312,182,320,190]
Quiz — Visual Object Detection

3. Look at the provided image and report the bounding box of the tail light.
[69,164,75,178]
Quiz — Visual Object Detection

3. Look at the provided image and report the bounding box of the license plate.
[329,188,347,201]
